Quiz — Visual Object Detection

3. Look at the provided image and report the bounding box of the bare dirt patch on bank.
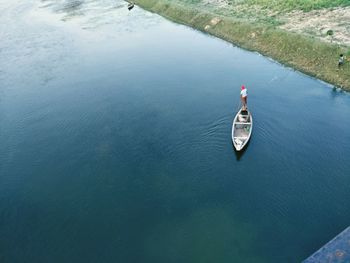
[280,7,350,46]
[195,0,350,47]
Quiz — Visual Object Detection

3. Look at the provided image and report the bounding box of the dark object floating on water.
[128,3,134,10]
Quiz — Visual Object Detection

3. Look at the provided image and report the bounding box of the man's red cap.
[241,85,245,90]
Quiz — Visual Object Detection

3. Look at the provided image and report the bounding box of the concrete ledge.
[303,227,350,263]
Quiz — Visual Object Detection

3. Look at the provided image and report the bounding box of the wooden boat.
[128,3,134,10]
[231,107,253,151]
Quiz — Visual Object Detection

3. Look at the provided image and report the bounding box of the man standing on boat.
[240,85,247,110]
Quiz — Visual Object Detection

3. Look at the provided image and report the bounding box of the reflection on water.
[36,0,161,30]
[1,1,350,263]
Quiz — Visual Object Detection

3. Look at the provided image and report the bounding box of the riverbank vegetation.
[131,0,350,90]
[237,0,350,11]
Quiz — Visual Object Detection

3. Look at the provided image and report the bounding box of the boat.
[128,3,134,10]
[231,107,253,151]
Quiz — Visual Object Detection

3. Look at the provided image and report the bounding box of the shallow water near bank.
[1,1,350,262]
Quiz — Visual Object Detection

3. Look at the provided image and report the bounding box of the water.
[1,1,350,262]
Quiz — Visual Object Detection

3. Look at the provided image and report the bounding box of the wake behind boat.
[232,107,253,151]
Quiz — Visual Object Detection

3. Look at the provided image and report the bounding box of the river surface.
[1,1,350,262]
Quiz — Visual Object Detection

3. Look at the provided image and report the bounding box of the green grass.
[132,0,350,90]
[241,0,350,11]
[170,0,350,12]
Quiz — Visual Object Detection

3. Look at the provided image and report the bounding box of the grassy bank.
[240,0,350,11]
[131,0,350,90]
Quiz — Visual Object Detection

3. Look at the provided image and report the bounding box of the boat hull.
[232,108,253,151]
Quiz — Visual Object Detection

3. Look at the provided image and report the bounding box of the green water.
[1,1,350,262]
